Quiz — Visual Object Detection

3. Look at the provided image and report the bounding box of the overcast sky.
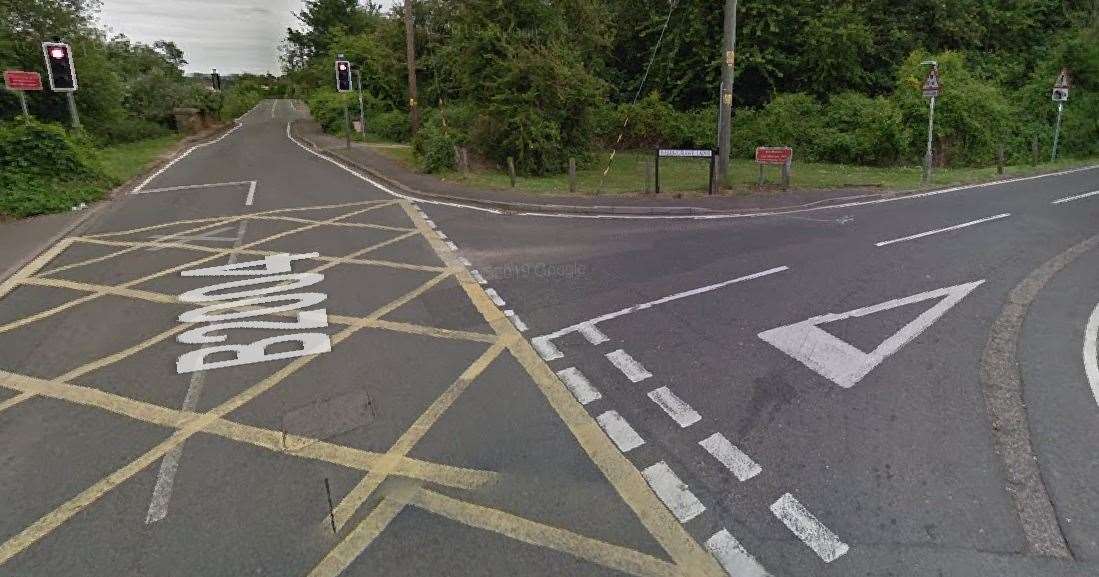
[97,0,399,75]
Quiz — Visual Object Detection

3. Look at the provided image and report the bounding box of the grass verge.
[0,134,180,219]
[369,146,1099,198]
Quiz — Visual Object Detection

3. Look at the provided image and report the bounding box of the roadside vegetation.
[0,0,280,218]
[286,0,1099,192]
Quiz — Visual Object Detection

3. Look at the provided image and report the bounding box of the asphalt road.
[1,99,1098,577]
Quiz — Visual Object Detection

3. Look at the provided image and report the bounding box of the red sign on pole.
[755,147,793,165]
[4,70,43,91]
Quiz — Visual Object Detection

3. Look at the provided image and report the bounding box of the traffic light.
[335,60,352,92]
[42,42,77,91]
[212,69,221,91]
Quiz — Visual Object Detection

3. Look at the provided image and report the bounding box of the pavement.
[2,99,1099,577]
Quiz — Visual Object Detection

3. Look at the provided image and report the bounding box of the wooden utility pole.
[716,0,737,183]
[403,0,420,136]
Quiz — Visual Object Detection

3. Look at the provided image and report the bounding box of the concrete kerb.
[0,121,242,286]
[288,120,1099,219]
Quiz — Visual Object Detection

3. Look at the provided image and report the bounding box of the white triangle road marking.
[758,280,985,388]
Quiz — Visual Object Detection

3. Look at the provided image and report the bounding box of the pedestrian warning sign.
[922,67,941,98]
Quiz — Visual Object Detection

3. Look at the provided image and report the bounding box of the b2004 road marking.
[175,253,331,374]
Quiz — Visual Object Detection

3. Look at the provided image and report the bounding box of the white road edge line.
[578,322,609,345]
[1053,190,1099,204]
[606,349,652,383]
[641,461,705,523]
[699,433,762,482]
[596,410,645,452]
[647,386,701,428]
[131,181,254,195]
[1085,302,1099,408]
[245,181,256,206]
[132,125,244,193]
[705,529,770,577]
[445,241,459,251]
[875,213,1010,247]
[769,493,849,563]
[485,288,506,307]
[556,367,602,405]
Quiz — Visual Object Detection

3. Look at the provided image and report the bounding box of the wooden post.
[403,0,420,136]
[453,145,463,173]
[781,159,791,190]
[507,157,516,188]
[568,158,577,193]
[654,151,661,194]
[997,142,1005,175]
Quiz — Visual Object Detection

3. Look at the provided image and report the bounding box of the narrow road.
[1,100,1098,577]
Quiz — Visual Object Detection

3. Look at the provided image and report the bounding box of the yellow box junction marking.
[0,196,723,577]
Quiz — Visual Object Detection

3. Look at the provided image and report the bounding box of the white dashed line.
[577,323,609,345]
[699,433,762,481]
[705,529,770,577]
[531,336,564,361]
[445,241,459,251]
[1052,190,1099,204]
[874,213,1010,247]
[470,270,487,284]
[504,310,528,332]
[556,367,601,405]
[647,387,701,428]
[436,230,447,239]
[770,493,849,563]
[605,349,652,383]
[641,462,705,523]
[596,411,645,452]
[485,288,506,307]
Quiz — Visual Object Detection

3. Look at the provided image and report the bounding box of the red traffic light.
[339,63,347,71]
[49,47,66,59]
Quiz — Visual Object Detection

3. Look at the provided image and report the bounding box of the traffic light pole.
[1051,101,1064,162]
[355,69,365,134]
[65,92,81,130]
[344,101,352,149]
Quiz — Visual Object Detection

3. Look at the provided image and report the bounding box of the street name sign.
[658,149,714,158]
[3,70,42,91]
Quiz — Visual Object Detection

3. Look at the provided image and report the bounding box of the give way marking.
[759,281,985,388]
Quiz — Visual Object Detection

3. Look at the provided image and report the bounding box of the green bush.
[370,110,411,142]
[892,51,1016,167]
[592,95,716,151]
[0,172,106,218]
[97,117,171,145]
[819,92,911,165]
[0,119,102,179]
[412,104,476,173]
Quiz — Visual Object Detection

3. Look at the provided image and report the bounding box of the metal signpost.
[3,70,43,119]
[654,149,717,195]
[921,62,941,184]
[355,68,366,134]
[755,147,794,189]
[1051,68,1070,162]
